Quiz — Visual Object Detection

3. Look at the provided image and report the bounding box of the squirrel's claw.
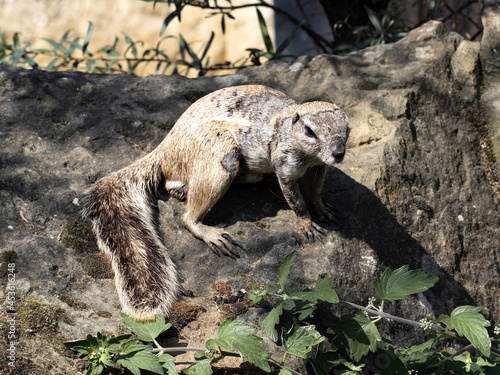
[185,220,243,259]
[222,233,245,252]
[208,241,236,259]
[205,232,242,259]
[303,222,326,243]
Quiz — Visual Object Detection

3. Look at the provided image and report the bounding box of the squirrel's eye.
[305,126,317,139]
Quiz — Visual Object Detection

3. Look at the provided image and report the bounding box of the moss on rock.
[58,295,88,310]
[16,299,65,339]
[60,220,98,254]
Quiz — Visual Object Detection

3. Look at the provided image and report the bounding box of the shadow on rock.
[325,167,473,316]
[185,166,474,317]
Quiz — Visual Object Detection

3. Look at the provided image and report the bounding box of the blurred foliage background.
[0,0,483,77]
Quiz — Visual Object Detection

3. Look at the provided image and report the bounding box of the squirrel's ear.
[292,113,300,124]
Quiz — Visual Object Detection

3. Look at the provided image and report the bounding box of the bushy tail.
[82,152,178,321]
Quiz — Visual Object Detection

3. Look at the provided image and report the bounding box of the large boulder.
[1,20,499,373]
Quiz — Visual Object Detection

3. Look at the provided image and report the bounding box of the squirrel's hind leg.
[181,123,244,258]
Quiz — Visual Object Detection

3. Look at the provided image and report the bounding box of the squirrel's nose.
[332,139,345,160]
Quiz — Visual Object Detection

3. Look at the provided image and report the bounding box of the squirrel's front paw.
[303,222,326,243]
[203,228,244,259]
[298,217,326,243]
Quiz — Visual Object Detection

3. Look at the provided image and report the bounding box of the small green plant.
[65,251,499,374]
[334,5,407,52]
[0,3,305,77]
[64,313,175,375]
[245,9,304,66]
[0,22,222,76]
[248,252,498,374]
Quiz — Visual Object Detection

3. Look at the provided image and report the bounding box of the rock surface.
[1,20,500,374]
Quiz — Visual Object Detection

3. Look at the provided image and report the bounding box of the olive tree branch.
[158,0,333,52]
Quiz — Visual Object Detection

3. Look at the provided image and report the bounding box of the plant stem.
[268,358,304,375]
[339,300,448,333]
[438,338,500,366]
[152,346,205,354]
[269,293,301,300]
[153,338,164,356]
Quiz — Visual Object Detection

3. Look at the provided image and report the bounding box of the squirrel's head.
[291,102,349,166]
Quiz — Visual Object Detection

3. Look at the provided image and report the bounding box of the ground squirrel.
[83,85,349,321]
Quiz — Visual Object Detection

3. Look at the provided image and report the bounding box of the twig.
[169,0,333,52]
[21,49,255,75]
[268,358,304,375]
[152,346,205,353]
[339,300,448,333]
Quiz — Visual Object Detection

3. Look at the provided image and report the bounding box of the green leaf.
[247,282,277,306]
[87,362,104,375]
[160,10,178,36]
[374,265,438,301]
[44,56,61,71]
[220,13,226,34]
[310,345,365,375]
[122,32,138,59]
[448,352,497,374]
[250,370,292,375]
[116,342,163,375]
[178,34,200,66]
[82,21,93,55]
[58,29,71,44]
[99,351,117,368]
[42,38,70,56]
[329,312,381,362]
[159,353,177,375]
[65,36,80,56]
[438,305,491,356]
[9,47,25,67]
[0,27,6,45]
[121,313,171,342]
[174,2,183,22]
[205,318,270,372]
[374,335,409,374]
[365,6,384,34]
[452,352,480,373]
[476,357,497,368]
[282,323,324,359]
[399,340,442,372]
[286,297,318,320]
[107,334,131,350]
[309,342,356,375]
[64,333,100,357]
[274,20,304,57]
[12,31,20,48]
[256,8,274,55]
[200,31,214,62]
[300,273,339,304]
[262,302,283,342]
[277,251,296,291]
[181,353,213,374]
[399,338,435,356]
[64,333,137,374]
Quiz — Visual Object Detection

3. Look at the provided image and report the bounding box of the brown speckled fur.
[83,85,349,321]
